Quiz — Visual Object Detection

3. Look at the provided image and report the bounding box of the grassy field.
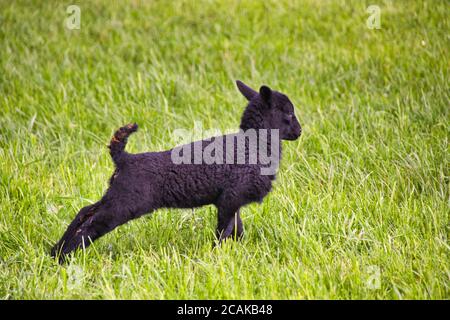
[0,0,448,299]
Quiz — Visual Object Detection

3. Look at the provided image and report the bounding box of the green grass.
[0,0,448,299]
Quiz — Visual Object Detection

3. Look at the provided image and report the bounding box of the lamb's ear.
[236,80,257,101]
[259,85,272,104]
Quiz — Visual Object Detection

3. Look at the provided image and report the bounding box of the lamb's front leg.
[231,210,244,240]
[216,208,244,243]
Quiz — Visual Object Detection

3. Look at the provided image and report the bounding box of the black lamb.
[51,80,302,261]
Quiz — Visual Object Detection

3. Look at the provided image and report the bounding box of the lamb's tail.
[108,123,138,165]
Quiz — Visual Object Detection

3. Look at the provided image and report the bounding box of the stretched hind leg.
[51,203,100,258]
[51,199,141,262]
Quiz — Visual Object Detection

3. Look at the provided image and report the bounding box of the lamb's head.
[237,80,302,141]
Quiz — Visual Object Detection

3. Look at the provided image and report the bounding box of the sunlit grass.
[0,0,448,299]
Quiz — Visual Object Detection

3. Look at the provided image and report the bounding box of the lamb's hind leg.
[51,203,98,258]
[51,199,139,262]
